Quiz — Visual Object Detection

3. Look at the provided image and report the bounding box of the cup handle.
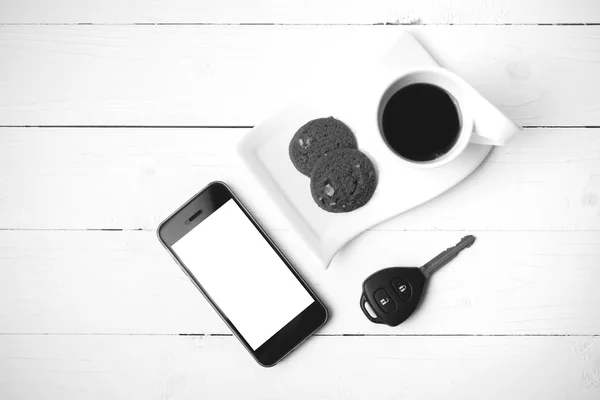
[467,89,523,146]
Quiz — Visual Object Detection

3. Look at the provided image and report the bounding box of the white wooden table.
[1,1,600,399]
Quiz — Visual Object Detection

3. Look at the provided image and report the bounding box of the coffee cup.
[377,66,520,168]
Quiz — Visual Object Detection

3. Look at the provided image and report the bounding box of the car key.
[360,235,476,326]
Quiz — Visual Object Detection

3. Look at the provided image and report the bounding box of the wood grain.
[1,229,599,334]
[0,0,599,24]
[0,127,598,231]
[0,7,598,399]
[1,26,600,126]
[1,335,599,399]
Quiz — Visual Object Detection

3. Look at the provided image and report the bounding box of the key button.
[374,288,396,313]
[392,279,412,302]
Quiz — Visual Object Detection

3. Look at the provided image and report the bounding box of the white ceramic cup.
[377,66,516,169]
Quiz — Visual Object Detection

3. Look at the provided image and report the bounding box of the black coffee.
[381,83,460,162]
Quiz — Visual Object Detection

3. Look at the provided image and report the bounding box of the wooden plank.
[1,335,599,399]
[0,127,598,231]
[1,26,600,126]
[0,0,599,24]
[1,230,599,334]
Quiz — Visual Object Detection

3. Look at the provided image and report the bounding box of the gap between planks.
[1,23,600,26]
[0,333,598,337]
[0,125,599,129]
[2,228,600,232]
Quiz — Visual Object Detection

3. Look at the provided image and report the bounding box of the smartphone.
[157,181,328,367]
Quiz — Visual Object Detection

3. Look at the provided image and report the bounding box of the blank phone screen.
[172,199,315,350]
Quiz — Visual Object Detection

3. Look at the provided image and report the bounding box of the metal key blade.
[420,235,476,278]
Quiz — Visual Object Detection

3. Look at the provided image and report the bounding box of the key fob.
[361,236,476,326]
[360,267,426,326]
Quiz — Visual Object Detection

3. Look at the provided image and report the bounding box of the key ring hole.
[360,293,384,324]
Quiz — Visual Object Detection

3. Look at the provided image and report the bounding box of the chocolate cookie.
[289,117,357,176]
[310,148,377,213]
